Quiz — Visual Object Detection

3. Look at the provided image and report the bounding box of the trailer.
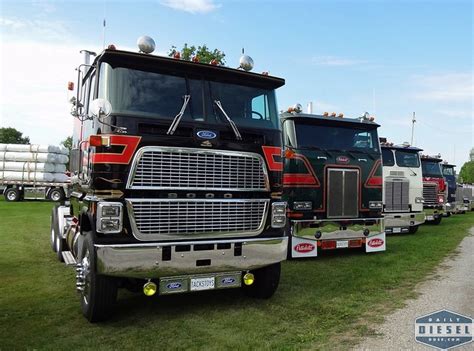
[2,180,68,201]
[380,141,425,234]
[52,37,288,322]
[281,110,385,258]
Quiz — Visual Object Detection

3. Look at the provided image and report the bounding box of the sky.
[0,0,472,168]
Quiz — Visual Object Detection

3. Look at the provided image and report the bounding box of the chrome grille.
[385,179,409,212]
[127,146,268,191]
[127,199,269,241]
[327,168,359,218]
[423,183,438,205]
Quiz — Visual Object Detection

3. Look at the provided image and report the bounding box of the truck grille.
[327,169,359,218]
[385,179,409,212]
[127,146,268,191]
[126,199,269,241]
[423,183,438,205]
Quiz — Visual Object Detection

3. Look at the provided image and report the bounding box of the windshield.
[395,150,420,168]
[422,161,442,177]
[98,63,279,129]
[442,167,455,176]
[293,122,380,153]
[382,148,395,166]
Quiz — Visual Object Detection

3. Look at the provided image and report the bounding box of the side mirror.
[90,98,112,118]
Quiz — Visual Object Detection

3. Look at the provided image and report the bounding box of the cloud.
[0,17,71,41]
[310,56,368,66]
[412,72,473,102]
[160,0,221,14]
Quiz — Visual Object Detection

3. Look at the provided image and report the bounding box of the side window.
[251,94,269,120]
[353,131,373,149]
[382,148,395,166]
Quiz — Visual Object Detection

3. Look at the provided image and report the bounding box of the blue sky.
[1,0,472,168]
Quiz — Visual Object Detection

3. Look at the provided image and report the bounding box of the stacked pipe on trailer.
[0,144,70,183]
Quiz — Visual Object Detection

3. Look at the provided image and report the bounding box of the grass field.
[1,200,473,350]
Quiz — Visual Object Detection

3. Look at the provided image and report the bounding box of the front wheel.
[48,188,64,202]
[408,225,419,234]
[4,188,20,202]
[79,232,118,323]
[431,216,442,225]
[242,262,281,299]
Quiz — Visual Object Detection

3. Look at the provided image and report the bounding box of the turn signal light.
[143,281,157,296]
[67,81,74,91]
[89,135,110,147]
[321,241,336,250]
[243,273,255,286]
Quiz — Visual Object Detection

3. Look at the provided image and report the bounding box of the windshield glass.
[293,122,380,153]
[382,149,395,166]
[442,167,454,176]
[422,161,442,177]
[98,63,279,129]
[395,150,420,167]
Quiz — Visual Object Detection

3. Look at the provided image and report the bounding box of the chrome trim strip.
[126,198,270,241]
[126,146,270,191]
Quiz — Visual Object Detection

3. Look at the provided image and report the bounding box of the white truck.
[1,143,70,201]
[380,141,425,234]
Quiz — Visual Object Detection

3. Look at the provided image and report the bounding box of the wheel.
[48,188,64,202]
[242,262,281,299]
[408,225,419,234]
[4,188,20,202]
[431,216,442,225]
[54,227,65,262]
[78,232,118,322]
[51,206,59,252]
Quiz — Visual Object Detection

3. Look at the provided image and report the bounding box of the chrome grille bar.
[126,199,269,241]
[423,183,438,205]
[126,146,269,191]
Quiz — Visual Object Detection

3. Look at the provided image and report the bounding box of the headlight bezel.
[96,202,123,234]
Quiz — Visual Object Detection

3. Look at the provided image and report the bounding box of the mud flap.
[365,232,386,253]
[291,236,318,258]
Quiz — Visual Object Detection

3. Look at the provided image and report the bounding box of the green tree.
[61,136,73,151]
[168,44,226,65]
[0,127,30,144]
[459,161,474,183]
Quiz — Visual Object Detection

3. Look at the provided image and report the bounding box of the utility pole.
[410,112,416,146]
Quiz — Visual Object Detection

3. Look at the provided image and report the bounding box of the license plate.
[190,277,215,291]
[426,215,434,221]
[336,240,349,248]
[393,227,401,233]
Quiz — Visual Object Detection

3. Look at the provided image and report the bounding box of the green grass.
[0,199,473,350]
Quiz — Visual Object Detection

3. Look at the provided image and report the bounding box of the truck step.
[62,251,76,266]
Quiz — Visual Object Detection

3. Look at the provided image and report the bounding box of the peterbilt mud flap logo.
[415,310,473,350]
[291,237,318,258]
[365,232,386,252]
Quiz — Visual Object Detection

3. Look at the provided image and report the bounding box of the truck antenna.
[410,111,416,146]
[102,0,107,48]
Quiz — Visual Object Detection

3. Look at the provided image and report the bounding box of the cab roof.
[93,49,285,90]
[280,112,380,128]
[381,144,423,152]
[442,162,456,168]
[421,156,443,163]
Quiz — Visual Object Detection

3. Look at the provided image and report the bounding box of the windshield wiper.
[167,94,191,135]
[214,100,242,140]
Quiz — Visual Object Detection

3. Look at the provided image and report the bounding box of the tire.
[4,188,20,202]
[48,188,64,202]
[242,262,281,299]
[79,232,118,323]
[51,206,59,252]
[408,225,419,234]
[431,216,442,225]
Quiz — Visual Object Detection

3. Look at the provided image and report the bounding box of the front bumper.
[384,212,425,234]
[95,237,287,279]
[423,207,444,221]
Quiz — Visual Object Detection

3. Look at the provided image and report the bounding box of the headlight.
[271,202,287,228]
[293,201,312,211]
[369,201,383,209]
[415,197,424,204]
[96,202,123,234]
[438,195,444,204]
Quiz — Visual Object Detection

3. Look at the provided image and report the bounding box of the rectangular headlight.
[415,197,424,204]
[369,201,383,209]
[97,202,123,234]
[293,201,312,210]
[271,202,287,228]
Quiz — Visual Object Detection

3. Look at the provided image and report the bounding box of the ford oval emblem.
[221,277,235,285]
[197,130,217,140]
[166,282,182,289]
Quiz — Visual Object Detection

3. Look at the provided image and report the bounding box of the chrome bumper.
[384,212,425,233]
[95,237,287,279]
[291,217,384,240]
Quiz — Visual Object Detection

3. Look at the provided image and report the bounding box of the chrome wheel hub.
[76,251,91,304]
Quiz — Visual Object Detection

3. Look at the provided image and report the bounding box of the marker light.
[173,51,181,59]
[107,44,116,50]
[330,112,336,117]
[210,59,218,65]
[67,81,74,91]
[262,71,269,75]
[323,112,329,117]
[338,113,344,118]
[243,273,255,286]
[192,56,200,63]
[143,281,157,296]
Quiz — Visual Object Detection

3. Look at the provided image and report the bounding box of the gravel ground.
[355,227,474,351]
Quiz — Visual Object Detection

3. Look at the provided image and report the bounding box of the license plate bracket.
[336,240,349,249]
